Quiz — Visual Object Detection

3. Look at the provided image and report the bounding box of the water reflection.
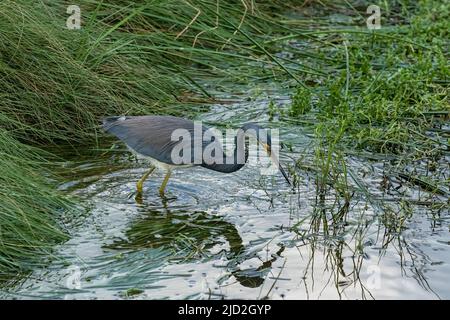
[1,100,448,299]
[107,195,282,289]
[290,182,446,300]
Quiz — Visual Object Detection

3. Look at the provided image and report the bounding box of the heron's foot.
[135,167,155,195]
[158,169,172,197]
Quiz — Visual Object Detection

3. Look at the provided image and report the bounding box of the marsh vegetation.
[0,0,448,298]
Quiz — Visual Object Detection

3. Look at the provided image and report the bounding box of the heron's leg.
[159,169,172,195]
[136,167,155,193]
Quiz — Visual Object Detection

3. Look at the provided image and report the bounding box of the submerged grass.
[280,0,448,239]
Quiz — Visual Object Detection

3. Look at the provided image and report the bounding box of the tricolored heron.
[103,115,291,196]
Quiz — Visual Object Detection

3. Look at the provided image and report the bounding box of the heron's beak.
[261,143,292,186]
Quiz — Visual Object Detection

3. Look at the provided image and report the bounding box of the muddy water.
[1,96,449,299]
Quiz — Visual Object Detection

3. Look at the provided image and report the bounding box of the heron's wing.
[103,115,207,165]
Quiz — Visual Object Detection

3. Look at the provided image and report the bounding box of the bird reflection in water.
[106,196,284,289]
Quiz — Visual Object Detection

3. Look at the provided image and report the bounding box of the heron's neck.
[200,128,249,173]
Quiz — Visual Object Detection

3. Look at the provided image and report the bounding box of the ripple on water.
[2,99,449,300]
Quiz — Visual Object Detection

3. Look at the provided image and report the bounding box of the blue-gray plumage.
[103,115,291,196]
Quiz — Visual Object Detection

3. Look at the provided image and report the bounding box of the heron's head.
[241,123,292,186]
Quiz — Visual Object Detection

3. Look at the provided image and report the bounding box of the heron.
[102,115,291,196]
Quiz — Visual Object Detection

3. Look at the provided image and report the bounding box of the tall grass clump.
[0,0,317,144]
[0,130,73,280]
[0,0,183,143]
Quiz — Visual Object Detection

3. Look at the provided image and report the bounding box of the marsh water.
[1,92,449,300]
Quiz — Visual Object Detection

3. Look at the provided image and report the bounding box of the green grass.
[0,130,73,279]
[281,0,448,233]
[0,0,447,281]
[0,0,321,144]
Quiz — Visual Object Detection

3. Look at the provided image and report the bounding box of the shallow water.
[1,96,448,299]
